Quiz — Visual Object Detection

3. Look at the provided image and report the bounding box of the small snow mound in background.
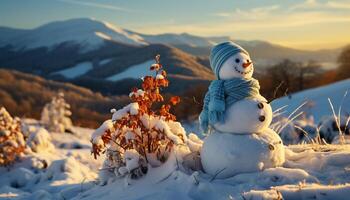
[26,127,55,153]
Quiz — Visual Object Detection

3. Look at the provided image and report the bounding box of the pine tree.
[41,92,73,133]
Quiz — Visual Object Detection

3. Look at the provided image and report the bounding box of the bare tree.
[337,45,350,80]
[265,59,322,99]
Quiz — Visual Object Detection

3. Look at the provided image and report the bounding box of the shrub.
[0,107,26,166]
[41,92,73,133]
[91,55,202,181]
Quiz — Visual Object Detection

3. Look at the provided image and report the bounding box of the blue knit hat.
[210,41,249,79]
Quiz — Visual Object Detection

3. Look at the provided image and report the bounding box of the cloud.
[326,1,350,9]
[289,0,321,10]
[212,5,280,18]
[136,1,350,47]
[290,0,350,10]
[57,0,134,12]
[201,0,350,36]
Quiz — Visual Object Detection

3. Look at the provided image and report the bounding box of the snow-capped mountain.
[0,18,243,50]
[0,18,147,52]
[0,18,340,58]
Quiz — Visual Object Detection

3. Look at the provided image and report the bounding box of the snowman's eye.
[235,59,240,63]
[247,59,250,63]
[257,103,264,109]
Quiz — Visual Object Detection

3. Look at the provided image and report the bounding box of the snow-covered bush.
[41,92,73,133]
[271,115,319,145]
[0,107,26,166]
[319,115,350,144]
[25,126,55,153]
[91,55,201,182]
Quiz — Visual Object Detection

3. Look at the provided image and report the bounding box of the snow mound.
[272,115,319,145]
[26,127,55,153]
[243,183,350,200]
[0,123,100,199]
[319,115,350,144]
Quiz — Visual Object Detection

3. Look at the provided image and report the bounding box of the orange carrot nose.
[242,62,252,68]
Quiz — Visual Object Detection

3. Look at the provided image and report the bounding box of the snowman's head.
[218,52,254,80]
[210,41,253,80]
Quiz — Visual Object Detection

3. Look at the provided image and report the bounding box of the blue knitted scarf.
[199,77,260,133]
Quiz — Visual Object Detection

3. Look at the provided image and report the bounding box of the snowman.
[199,42,285,178]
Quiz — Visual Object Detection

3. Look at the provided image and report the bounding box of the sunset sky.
[1,0,350,50]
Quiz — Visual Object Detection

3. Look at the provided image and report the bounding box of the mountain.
[0,18,342,96]
[271,78,350,123]
[0,18,147,52]
[0,18,216,95]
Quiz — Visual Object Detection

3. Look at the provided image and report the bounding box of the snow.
[91,120,114,145]
[110,103,139,122]
[213,98,273,134]
[0,19,266,52]
[271,115,319,145]
[106,60,155,81]
[271,79,350,124]
[1,18,147,52]
[129,89,145,98]
[123,149,141,172]
[141,32,214,47]
[201,128,285,178]
[319,115,350,144]
[52,62,93,79]
[98,58,112,66]
[26,127,55,153]
[0,121,101,200]
[156,74,165,80]
[244,183,350,200]
[1,117,350,199]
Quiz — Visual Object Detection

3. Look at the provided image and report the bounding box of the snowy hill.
[271,79,350,123]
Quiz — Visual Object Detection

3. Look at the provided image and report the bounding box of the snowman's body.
[201,128,284,178]
[200,42,285,178]
[213,95,272,134]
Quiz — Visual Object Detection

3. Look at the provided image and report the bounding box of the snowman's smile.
[234,66,253,75]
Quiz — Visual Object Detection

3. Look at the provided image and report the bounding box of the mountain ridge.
[0,17,342,53]
[0,18,343,96]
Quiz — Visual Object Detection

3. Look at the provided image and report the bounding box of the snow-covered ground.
[1,118,350,200]
[106,60,155,81]
[52,62,93,79]
[1,79,349,200]
[271,79,350,124]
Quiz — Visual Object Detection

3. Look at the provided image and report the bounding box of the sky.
[0,0,350,50]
